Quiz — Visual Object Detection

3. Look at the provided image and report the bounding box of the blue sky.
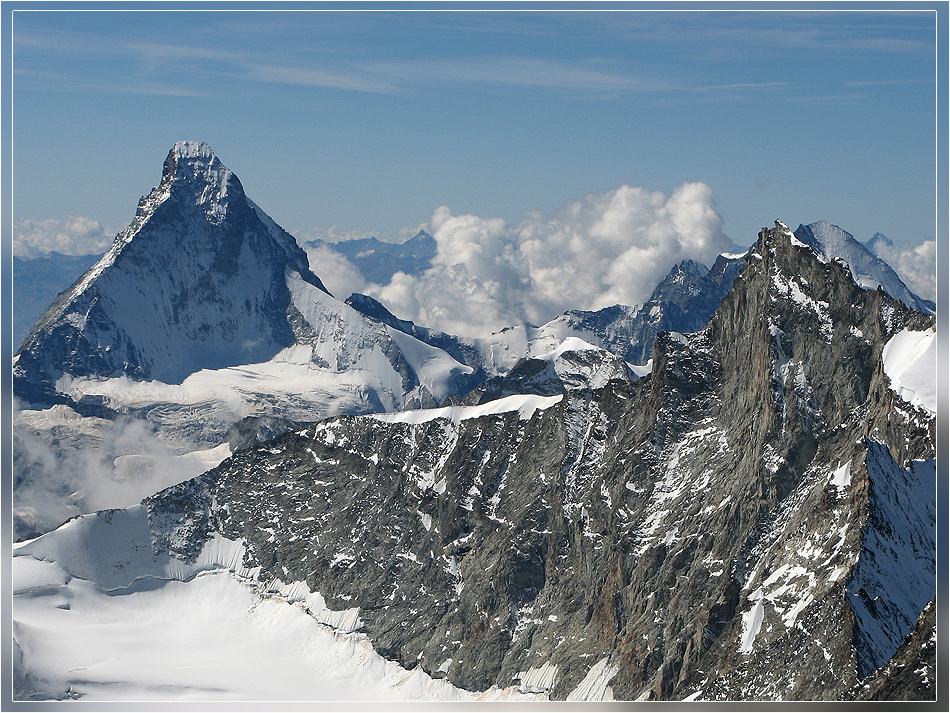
[12,8,937,251]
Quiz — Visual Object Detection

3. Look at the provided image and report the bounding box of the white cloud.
[867,235,937,302]
[365,182,731,337]
[13,216,113,258]
[301,242,368,300]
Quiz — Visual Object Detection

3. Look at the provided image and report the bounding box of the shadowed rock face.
[141,221,934,700]
[849,598,936,701]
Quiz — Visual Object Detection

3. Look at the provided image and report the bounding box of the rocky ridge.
[106,220,934,700]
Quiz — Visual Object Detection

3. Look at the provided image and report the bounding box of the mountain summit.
[14,143,475,427]
[15,141,331,394]
[793,221,933,314]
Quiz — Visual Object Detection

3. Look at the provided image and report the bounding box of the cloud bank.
[364,182,732,337]
[301,241,369,299]
[866,235,936,303]
[14,216,113,258]
[13,400,224,540]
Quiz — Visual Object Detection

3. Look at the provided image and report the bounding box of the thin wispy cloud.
[365,56,678,94]
[785,93,871,106]
[846,77,933,87]
[9,21,795,101]
[596,11,935,63]
[243,63,402,94]
[13,67,209,98]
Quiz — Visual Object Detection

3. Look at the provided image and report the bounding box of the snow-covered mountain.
[14,142,483,418]
[14,220,935,701]
[793,221,934,313]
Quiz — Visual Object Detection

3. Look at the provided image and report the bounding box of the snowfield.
[12,507,613,702]
[14,567,541,702]
[371,393,563,425]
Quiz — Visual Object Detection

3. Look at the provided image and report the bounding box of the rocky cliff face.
[130,220,934,700]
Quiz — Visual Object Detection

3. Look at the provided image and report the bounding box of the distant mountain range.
[304,230,437,285]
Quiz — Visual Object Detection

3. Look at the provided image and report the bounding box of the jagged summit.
[157,141,239,223]
[170,139,216,160]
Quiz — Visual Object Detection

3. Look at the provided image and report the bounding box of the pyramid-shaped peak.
[674,259,709,278]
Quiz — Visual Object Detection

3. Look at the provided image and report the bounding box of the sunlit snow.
[882,328,936,413]
[371,393,563,425]
[12,510,546,702]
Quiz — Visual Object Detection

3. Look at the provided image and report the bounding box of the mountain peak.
[162,140,221,177]
[172,140,215,159]
[674,259,709,278]
[866,232,893,251]
[158,141,240,222]
[792,221,931,313]
[14,142,330,390]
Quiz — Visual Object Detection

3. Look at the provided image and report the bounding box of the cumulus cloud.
[301,241,368,299]
[13,216,114,258]
[867,235,937,302]
[367,182,732,337]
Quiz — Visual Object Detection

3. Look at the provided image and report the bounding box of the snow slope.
[372,393,563,425]
[793,222,933,314]
[882,328,937,413]
[11,505,606,702]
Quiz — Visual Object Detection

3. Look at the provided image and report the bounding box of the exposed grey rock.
[139,220,934,700]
